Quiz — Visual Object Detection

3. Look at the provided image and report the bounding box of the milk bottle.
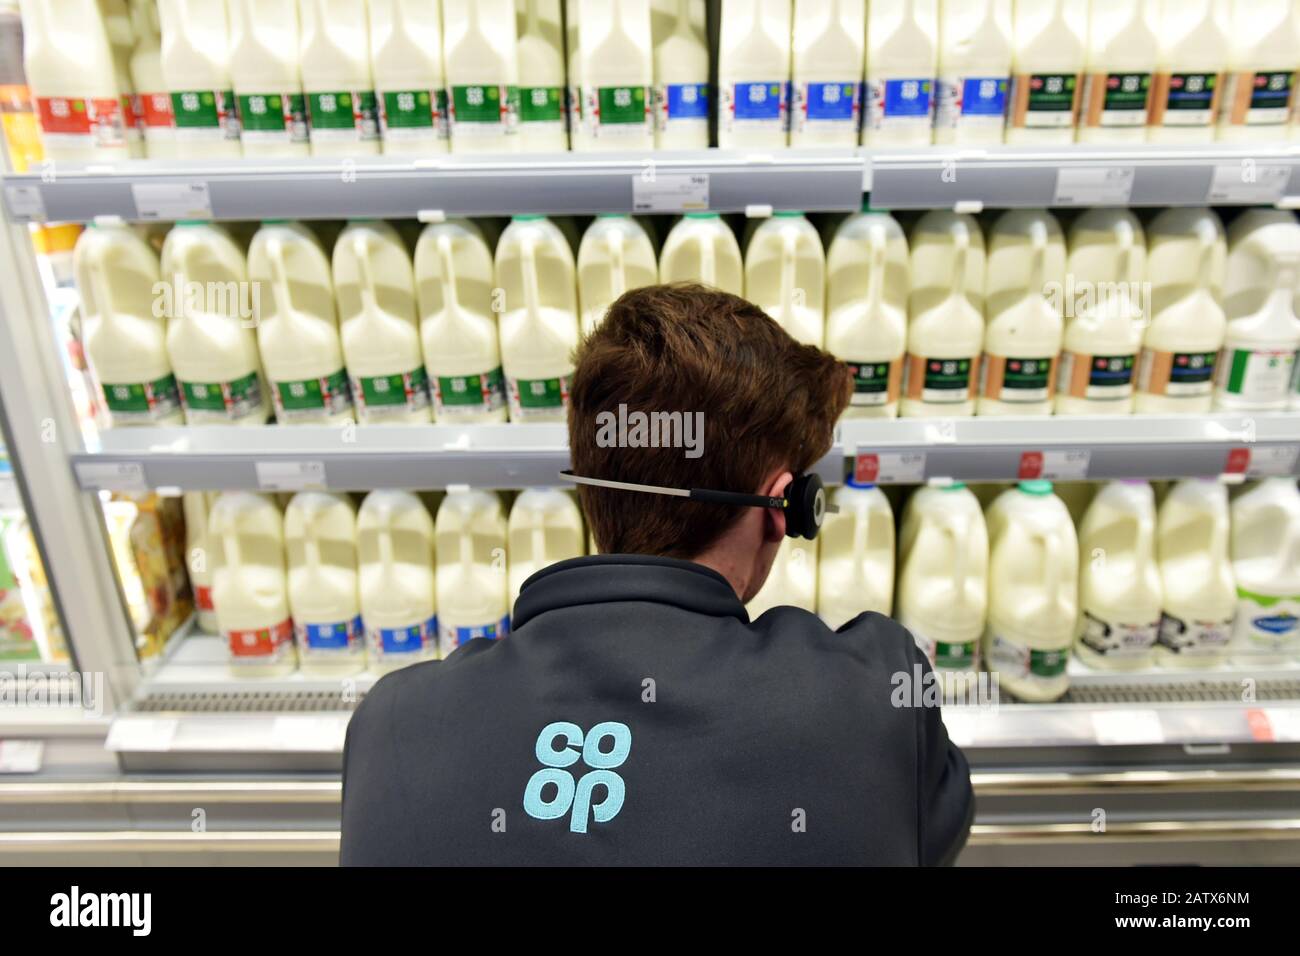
[1230,479,1300,665]
[983,481,1079,703]
[1216,0,1298,141]
[299,0,380,155]
[659,214,745,296]
[576,0,653,150]
[157,0,240,158]
[436,489,510,656]
[566,0,582,142]
[21,0,130,161]
[1148,0,1229,142]
[516,0,567,151]
[73,224,184,428]
[183,491,218,632]
[745,212,826,347]
[1077,0,1158,143]
[334,221,432,424]
[1056,210,1146,416]
[903,210,984,418]
[1136,208,1226,414]
[897,483,988,672]
[578,216,658,336]
[790,0,865,147]
[862,0,937,146]
[414,220,508,423]
[1076,481,1163,671]
[369,0,449,154]
[979,210,1065,416]
[443,0,520,153]
[826,210,907,418]
[285,492,365,674]
[747,537,818,618]
[1155,479,1235,667]
[127,0,176,158]
[507,488,584,610]
[718,0,792,149]
[496,216,580,422]
[249,222,355,425]
[209,492,296,676]
[933,0,1012,145]
[358,490,437,671]
[652,0,710,149]
[161,222,269,426]
[816,480,893,629]
[228,0,309,157]
[1006,0,1086,144]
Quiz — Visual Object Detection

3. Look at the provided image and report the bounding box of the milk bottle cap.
[1018,480,1053,495]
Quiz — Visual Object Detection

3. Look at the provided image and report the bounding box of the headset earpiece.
[782,473,827,540]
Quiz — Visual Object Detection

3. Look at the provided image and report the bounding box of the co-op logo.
[523,721,631,833]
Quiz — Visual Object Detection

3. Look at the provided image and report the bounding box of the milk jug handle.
[698,230,716,287]
[779,228,798,320]
[435,233,460,314]
[946,514,970,596]
[866,223,886,316]
[86,254,117,327]
[352,233,380,317]
[608,228,626,300]
[1194,222,1216,291]
[1041,529,1062,599]
[265,237,294,316]
[951,226,969,302]
[521,233,542,318]
[1028,220,1046,296]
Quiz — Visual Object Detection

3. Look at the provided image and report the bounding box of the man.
[341,284,973,865]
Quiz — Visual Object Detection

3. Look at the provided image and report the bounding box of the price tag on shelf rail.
[131,181,213,221]
[1017,449,1090,481]
[255,460,326,491]
[631,172,709,214]
[271,716,349,752]
[74,461,147,492]
[1090,709,1165,746]
[1246,445,1300,478]
[1052,166,1135,206]
[1206,163,1290,204]
[0,740,44,774]
[4,184,47,222]
[105,717,179,752]
[1252,708,1300,743]
[853,451,926,485]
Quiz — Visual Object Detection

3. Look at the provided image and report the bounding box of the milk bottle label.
[792,81,861,134]
[1216,348,1296,404]
[904,618,977,671]
[102,375,182,424]
[583,85,652,139]
[450,85,521,138]
[237,93,310,146]
[272,370,354,421]
[351,367,432,420]
[979,355,1056,403]
[36,96,129,151]
[171,90,241,142]
[902,355,976,404]
[307,90,380,144]
[1149,72,1220,128]
[1008,73,1080,129]
[1157,613,1233,659]
[1080,610,1160,660]
[520,87,565,133]
[1221,71,1295,127]
[368,615,437,657]
[1233,589,1299,656]
[655,82,710,133]
[180,373,265,423]
[934,76,1009,131]
[863,78,934,133]
[507,375,570,420]
[722,81,790,135]
[1081,72,1152,128]
[380,89,451,142]
[846,358,902,408]
[195,583,214,614]
[296,614,364,653]
[433,367,507,418]
[226,617,294,661]
[135,93,177,141]
[986,631,1068,688]
[1136,349,1217,397]
[1057,351,1135,401]
[438,614,510,657]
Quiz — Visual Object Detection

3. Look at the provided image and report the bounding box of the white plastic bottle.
[897,482,988,671]
[862,0,937,146]
[826,209,908,418]
[334,221,432,424]
[507,488,584,610]
[358,490,437,670]
[1216,0,1298,141]
[228,0,308,157]
[816,480,893,630]
[902,210,984,418]
[1230,478,1300,664]
[370,0,450,154]
[718,0,792,149]
[209,492,296,676]
[576,0,653,150]
[578,216,658,336]
[298,0,379,155]
[127,0,176,158]
[443,0,520,153]
[790,0,865,147]
[285,492,365,674]
[933,0,1012,145]
[415,220,508,423]
[1076,481,1163,671]
[652,0,710,149]
[183,491,219,632]
[157,0,240,157]
[983,481,1079,703]
[1056,209,1146,416]
[516,0,567,151]
[161,222,269,426]
[1077,0,1158,143]
[1155,479,1235,667]
[1005,0,1086,144]
[1136,208,1226,414]
[659,213,745,296]
[978,209,1065,416]
[747,537,818,618]
[249,221,355,425]
[496,216,580,421]
[744,212,826,347]
[565,0,582,143]
[435,489,510,655]
[1148,0,1230,143]
[103,0,145,159]
[73,224,184,428]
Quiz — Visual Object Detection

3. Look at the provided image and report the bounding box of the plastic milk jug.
[1006,0,1086,144]
[443,0,519,152]
[358,490,437,670]
[1230,478,1300,664]
[285,492,365,673]
[862,0,937,146]
[516,0,567,151]
[435,489,510,656]
[161,222,269,426]
[578,215,658,336]
[659,213,745,296]
[566,0,582,143]
[127,0,176,157]
[507,488,584,611]
[575,0,653,150]
[369,0,450,154]
[298,0,380,155]
[718,0,792,149]
[933,0,1012,145]
[228,0,308,157]
[1155,479,1235,667]
[747,536,819,618]
[744,212,826,347]
[183,491,218,632]
[157,0,240,157]
[1077,0,1158,143]
[652,0,710,149]
[1148,0,1230,142]
[103,0,145,159]
[825,209,908,418]
[790,0,865,147]
[1216,0,1298,141]
[816,480,894,630]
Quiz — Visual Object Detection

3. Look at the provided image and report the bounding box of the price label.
[74,461,147,492]
[632,172,710,213]
[853,451,926,484]
[255,460,326,491]
[1224,447,1252,475]
[3,184,47,222]
[131,181,213,221]
[105,717,179,752]
[1091,709,1165,745]
[271,716,349,752]
[1206,163,1290,204]
[0,740,44,774]
[1053,166,1136,206]
[1260,708,1300,742]
[1247,445,1300,477]
[1018,449,1091,481]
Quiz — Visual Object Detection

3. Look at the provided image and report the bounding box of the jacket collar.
[512,554,750,629]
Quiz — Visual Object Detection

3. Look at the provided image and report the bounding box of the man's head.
[568,283,853,601]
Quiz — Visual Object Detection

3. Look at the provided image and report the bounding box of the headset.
[559,470,836,540]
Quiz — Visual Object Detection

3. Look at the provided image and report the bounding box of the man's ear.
[761,470,793,543]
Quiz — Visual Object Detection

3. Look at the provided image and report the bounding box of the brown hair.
[568,283,853,559]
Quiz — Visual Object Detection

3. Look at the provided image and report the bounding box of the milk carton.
[285,492,365,673]
[435,489,510,656]
[817,480,893,629]
[578,216,658,336]
[659,213,745,296]
[1155,479,1235,667]
[744,212,826,347]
